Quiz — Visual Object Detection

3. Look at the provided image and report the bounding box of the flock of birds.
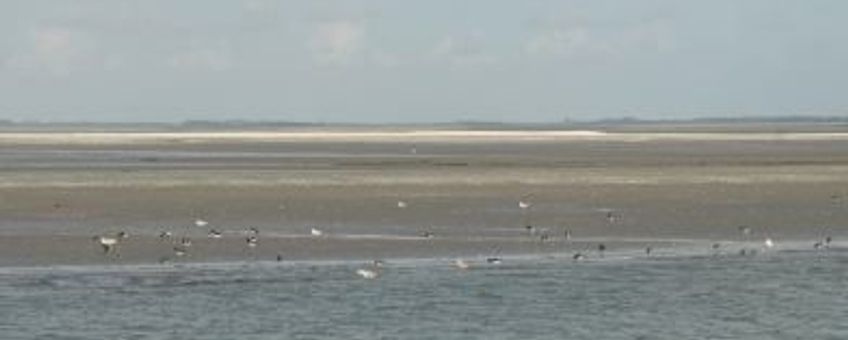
[91,195,840,280]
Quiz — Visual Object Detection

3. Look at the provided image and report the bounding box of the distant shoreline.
[2,130,848,144]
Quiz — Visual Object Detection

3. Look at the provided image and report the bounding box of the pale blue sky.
[1,0,846,122]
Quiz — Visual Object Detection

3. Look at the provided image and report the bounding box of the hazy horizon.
[2,1,848,123]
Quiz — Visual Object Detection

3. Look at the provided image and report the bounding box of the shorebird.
[92,232,128,254]
[738,226,752,235]
[276,254,283,262]
[539,228,551,242]
[246,236,258,248]
[208,229,223,239]
[573,252,586,261]
[310,228,324,237]
[356,268,379,279]
[598,243,607,257]
[453,259,470,270]
[711,243,722,256]
[173,246,188,257]
[764,237,775,249]
[420,231,435,239]
[606,211,618,225]
[372,259,385,267]
[645,246,653,256]
[563,229,572,241]
[248,227,260,236]
[159,231,173,239]
[180,237,192,247]
[486,257,503,265]
[93,235,119,254]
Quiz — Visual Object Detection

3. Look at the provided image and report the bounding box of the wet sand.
[0,128,846,266]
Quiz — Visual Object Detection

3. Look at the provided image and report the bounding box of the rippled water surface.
[1,250,846,340]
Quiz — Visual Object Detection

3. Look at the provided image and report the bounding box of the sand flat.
[0,127,846,266]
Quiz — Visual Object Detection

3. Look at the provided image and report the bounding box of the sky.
[1,0,847,123]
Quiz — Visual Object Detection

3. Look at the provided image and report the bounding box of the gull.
[92,232,128,254]
[356,268,379,279]
[246,236,258,248]
[397,200,408,209]
[453,259,470,270]
[518,200,531,210]
[208,229,223,239]
[92,236,119,254]
[194,219,209,228]
[173,246,188,257]
[310,228,324,237]
[606,211,618,225]
[764,237,775,249]
[180,237,192,247]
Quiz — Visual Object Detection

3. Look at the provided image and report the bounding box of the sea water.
[1,249,846,339]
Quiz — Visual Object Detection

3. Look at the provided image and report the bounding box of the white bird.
[93,236,119,254]
[397,200,408,209]
[310,228,324,237]
[606,211,618,224]
[194,219,208,228]
[356,268,379,279]
[453,259,470,270]
[173,246,187,257]
[764,238,775,249]
[518,200,531,210]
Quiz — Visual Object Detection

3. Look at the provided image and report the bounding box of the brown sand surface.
[0,129,846,266]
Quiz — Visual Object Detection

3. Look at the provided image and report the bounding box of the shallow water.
[1,250,846,340]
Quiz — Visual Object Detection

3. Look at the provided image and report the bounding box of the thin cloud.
[308,20,364,65]
[167,48,232,71]
[430,33,498,67]
[4,27,94,75]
